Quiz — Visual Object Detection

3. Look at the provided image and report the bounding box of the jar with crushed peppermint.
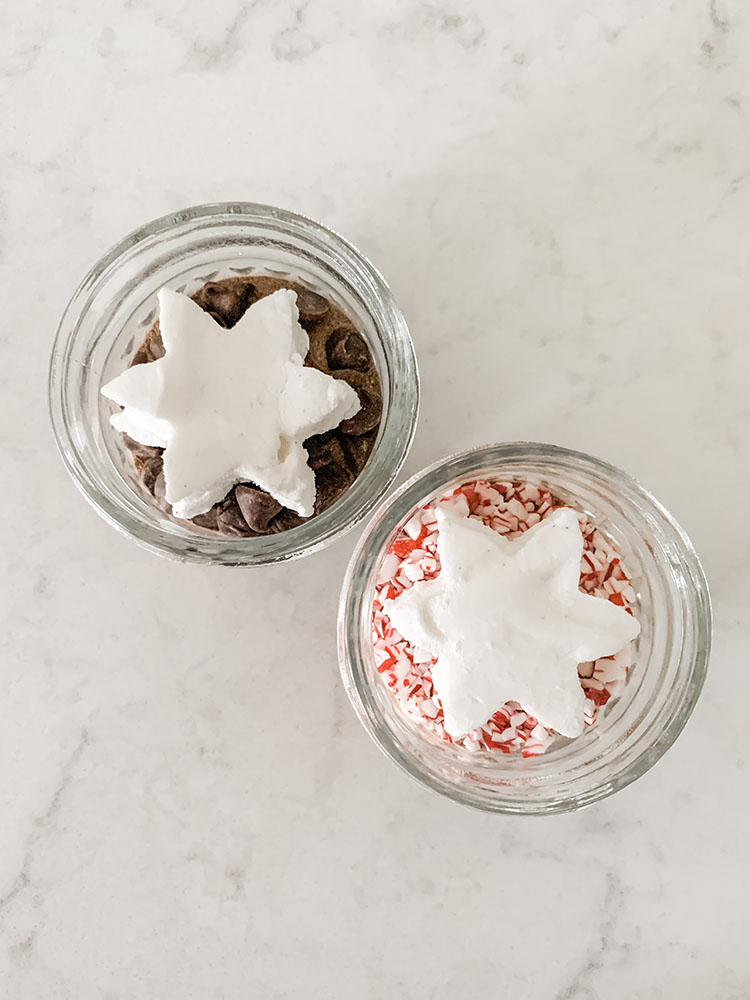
[338,443,710,814]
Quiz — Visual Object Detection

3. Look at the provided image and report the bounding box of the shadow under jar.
[49,202,419,565]
[338,443,711,814]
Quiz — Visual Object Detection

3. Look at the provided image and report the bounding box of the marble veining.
[2,0,750,996]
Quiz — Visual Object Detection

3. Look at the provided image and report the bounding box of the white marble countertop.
[3,0,749,996]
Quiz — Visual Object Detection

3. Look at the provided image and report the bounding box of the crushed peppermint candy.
[371,480,638,757]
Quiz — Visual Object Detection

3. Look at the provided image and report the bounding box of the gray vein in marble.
[381,3,485,50]
[0,21,46,81]
[0,730,89,926]
[426,8,486,49]
[556,872,627,1000]
[272,3,321,62]
[709,0,729,32]
[183,2,255,71]
[0,871,28,917]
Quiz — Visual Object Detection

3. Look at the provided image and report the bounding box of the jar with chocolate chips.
[50,203,419,565]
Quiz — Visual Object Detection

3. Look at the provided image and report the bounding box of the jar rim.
[338,442,712,814]
[49,202,420,565]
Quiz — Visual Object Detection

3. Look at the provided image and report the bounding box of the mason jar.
[338,442,711,814]
[49,202,419,565]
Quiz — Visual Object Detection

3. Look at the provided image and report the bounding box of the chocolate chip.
[294,287,330,326]
[153,470,167,505]
[305,325,331,372]
[306,431,355,512]
[147,326,166,360]
[191,507,220,531]
[340,429,377,474]
[131,344,152,366]
[267,508,306,533]
[325,328,370,372]
[336,370,383,435]
[191,279,257,328]
[124,436,162,464]
[305,432,347,472]
[314,462,355,515]
[132,323,165,365]
[139,457,164,496]
[216,499,255,536]
[235,484,283,532]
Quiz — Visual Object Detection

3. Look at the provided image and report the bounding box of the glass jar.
[338,443,711,814]
[49,202,419,565]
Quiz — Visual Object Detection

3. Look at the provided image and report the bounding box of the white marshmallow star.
[101,288,360,519]
[384,505,640,739]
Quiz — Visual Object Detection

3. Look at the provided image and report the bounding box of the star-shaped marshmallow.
[101,288,360,519]
[383,505,640,739]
